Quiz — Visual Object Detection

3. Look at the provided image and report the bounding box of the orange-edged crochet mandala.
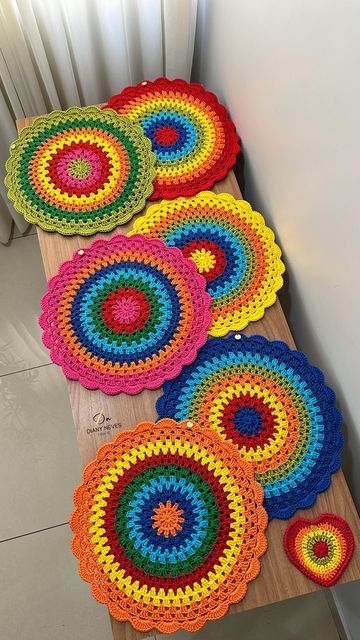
[71,419,268,633]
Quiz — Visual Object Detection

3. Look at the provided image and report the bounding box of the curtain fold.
[0,0,198,243]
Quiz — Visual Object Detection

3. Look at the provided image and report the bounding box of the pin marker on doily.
[141,81,147,86]
[186,421,194,428]
[77,249,84,256]
[235,334,242,340]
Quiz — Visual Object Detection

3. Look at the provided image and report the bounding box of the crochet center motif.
[71,419,267,633]
[105,77,240,199]
[5,106,156,235]
[152,499,185,538]
[39,234,212,395]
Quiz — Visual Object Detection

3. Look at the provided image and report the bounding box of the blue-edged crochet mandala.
[157,334,343,519]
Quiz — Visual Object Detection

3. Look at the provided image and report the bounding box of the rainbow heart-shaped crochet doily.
[71,419,267,633]
[105,77,240,199]
[157,334,343,519]
[283,513,354,586]
[130,192,284,336]
[5,106,156,235]
[39,234,211,394]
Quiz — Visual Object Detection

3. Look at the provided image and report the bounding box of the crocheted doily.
[284,513,354,586]
[71,419,267,633]
[130,192,284,336]
[5,106,156,235]
[39,235,211,394]
[157,335,343,519]
[105,78,240,200]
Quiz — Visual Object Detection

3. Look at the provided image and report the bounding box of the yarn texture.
[105,78,240,199]
[39,234,211,394]
[5,106,156,235]
[71,419,267,633]
[157,334,343,519]
[130,192,284,335]
[283,513,354,586]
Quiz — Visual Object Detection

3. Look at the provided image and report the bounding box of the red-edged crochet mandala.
[104,77,240,199]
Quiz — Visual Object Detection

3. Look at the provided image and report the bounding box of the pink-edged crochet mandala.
[39,234,211,394]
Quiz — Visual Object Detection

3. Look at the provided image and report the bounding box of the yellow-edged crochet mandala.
[130,191,285,336]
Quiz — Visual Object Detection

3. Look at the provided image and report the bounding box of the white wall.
[193,0,360,631]
[194,0,360,503]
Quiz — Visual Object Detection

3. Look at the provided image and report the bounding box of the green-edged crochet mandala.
[5,106,156,236]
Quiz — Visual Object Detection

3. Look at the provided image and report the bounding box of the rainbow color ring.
[5,106,156,235]
[105,78,240,200]
[284,513,354,586]
[157,334,343,519]
[130,192,284,336]
[71,419,267,633]
[39,234,211,394]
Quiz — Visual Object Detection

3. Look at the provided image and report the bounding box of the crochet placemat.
[39,234,211,394]
[157,334,343,519]
[130,192,284,336]
[71,419,267,633]
[105,77,240,200]
[5,106,156,235]
[284,513,354,586]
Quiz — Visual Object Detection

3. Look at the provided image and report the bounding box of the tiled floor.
[0,227,343,640]
[155,591,342,640]
[0,228,112,640]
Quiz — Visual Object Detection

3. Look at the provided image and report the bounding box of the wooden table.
[17,114,360,639]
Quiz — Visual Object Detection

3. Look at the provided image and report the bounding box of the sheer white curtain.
[0,0,198,243]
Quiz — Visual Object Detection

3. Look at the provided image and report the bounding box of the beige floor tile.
[0,364,81,540]
[0,234,50,376]
[0,524,113,640]
[156,591,340,640]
